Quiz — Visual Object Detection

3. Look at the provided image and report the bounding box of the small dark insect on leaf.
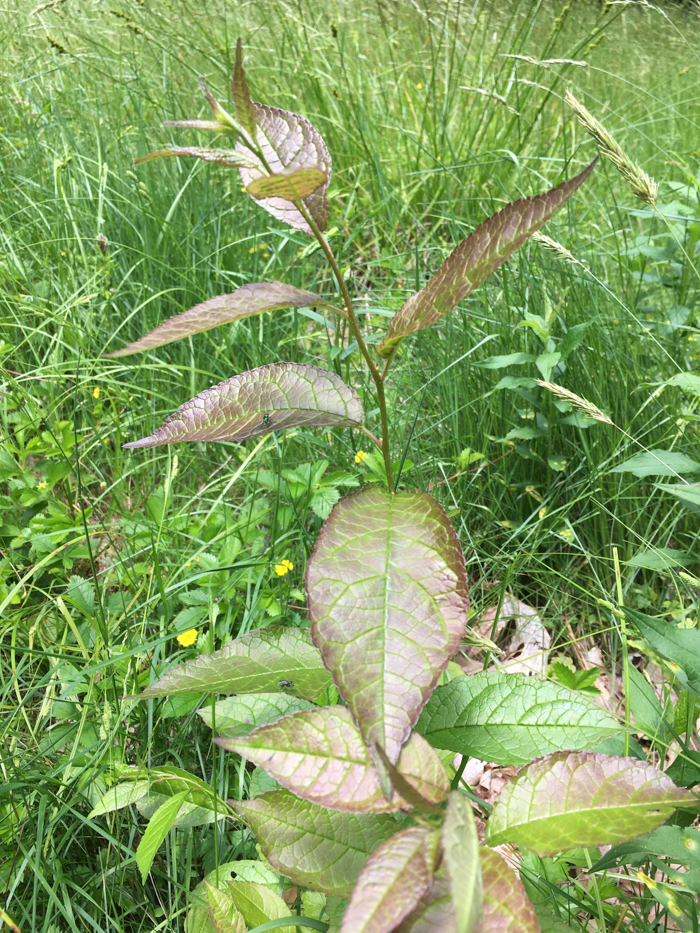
[262,413,273,427]
[279,680,295,689]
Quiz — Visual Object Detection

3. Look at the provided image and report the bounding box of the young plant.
[95,41,699,933]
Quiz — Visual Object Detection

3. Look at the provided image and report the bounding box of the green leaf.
[416,672,622,766]
[198,694,315,737]
[441,793,481,933]
[376,159,597,357]
[558,323,589,360]
[474,353,536,370]
[124,363,363,449]
[236,103,332,233]
[135,147,259,169]
[625,547,692,570]
[485,751,695,856]
[590,825,700,893]
[480,846,539,933]
[140,626,333,701]
[88,780,150,817]
[392,867,454,933]
[306,487,468,763]
[339,827,438,933]
[228,881,293,933]
[247,169,327,202]
[205,883,247,933]
[136,789,188,882]
[535,352,561,382]
[627,665,671,745]
[216,706,448,812]
[663,373,700,395]
[119,765,232,827]
[104,282,330,357]
[656,482,700,512]
[233,789,402,897]
[232,38,257,139]
[624,607,700,696]
[610,450,700,478]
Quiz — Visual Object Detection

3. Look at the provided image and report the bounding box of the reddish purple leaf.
[247,168,327,202]
[162,119,235,134]
[216,706,449,812]
[236,102,332,233]
[104,281,325,357]
[377,159,598,358]
[477,847,539,933]
[123,362,363,448]
[204,883,247,933]
[234,789,402,897]
[306,487,468,764]
[393,866,456,933]
[232,38,257,140]
[134,146,259,169]
[486,751,696,856]
[339,827,439,933]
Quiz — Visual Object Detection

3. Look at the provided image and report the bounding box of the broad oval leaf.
[216,706,449,812]
[247,168,327,202]
[204,883,247,933]
[104,282,326,357]
[199,693,315,737]
[442,792,482,933]
[486,751,696,856]
[139,626,332,701]
[228,880,293,933]
[306,487,468,764]
[610,450,700,478]
[377,159,597,358]
[233,789,402,897]
[339,827,438,933]
[416,671,624,766]
[237,102,332,233]
[625,607,700,696]
[393,866,455,933]
[478,847,539,933]
[134,147,260,169]
[124,362,363,448]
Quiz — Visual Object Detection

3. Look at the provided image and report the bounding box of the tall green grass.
[1,0,700,929]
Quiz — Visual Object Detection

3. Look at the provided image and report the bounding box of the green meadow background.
[1,0,699,929]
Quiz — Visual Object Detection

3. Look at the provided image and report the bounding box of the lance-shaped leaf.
[136,790,189,882]
[104,282,327,357]
[393,867,455,933]
[625,607,700,696]
[232,38,257,139]
[205,883,247,933]
[486,751,696,857]
[227,881,293,933]
[416,671,624,767]
[134,147,260,169]
[237,103,332,233]
[376,159,597,358]
[247,168,327,202]
[198,693,315,737]
[442,792,482,933]
[124,362,363,449]
[234,789,402,897]
[306,487,467,764]
[216,706,449,812]
[140,626,332,701]
[339,827,439,933]
[478,847,539,933]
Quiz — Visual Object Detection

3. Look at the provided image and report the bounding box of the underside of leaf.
[216,705,449,812]
[486,751,696,856]
[123,362,363,448]
[232,38,257,139]
[479,846,539,933]
[442,792,482,933]
[234,789,402,897]
[306,487,468,764]
[139,625,332,701]
[247,168,327,202]
[393,866,456,933]
[104,281,325,357]
[237,101,332,233]
[134,146,259,169]
[376,158,598,358]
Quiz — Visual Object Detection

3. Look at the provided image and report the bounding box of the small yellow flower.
[176,629,198,647]
[416,82,423,89]
[275,559,294,576]
[354,450,367,464]
[38,480,47,489]
[93,387,100,399]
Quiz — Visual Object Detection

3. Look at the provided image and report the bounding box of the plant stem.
[296,198,395,493]
[613,546,631,757]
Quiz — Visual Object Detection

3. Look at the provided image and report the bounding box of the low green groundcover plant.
[90,41,699,933]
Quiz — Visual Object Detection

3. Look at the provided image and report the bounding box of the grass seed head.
[537,381,614,425]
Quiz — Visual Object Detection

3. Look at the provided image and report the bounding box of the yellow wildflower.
[275,559,294,577]
[176,629,198,647]
[93,387,100,399]
[38,481,47,489]
[416,82,423,89]
[354,450,367,464]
